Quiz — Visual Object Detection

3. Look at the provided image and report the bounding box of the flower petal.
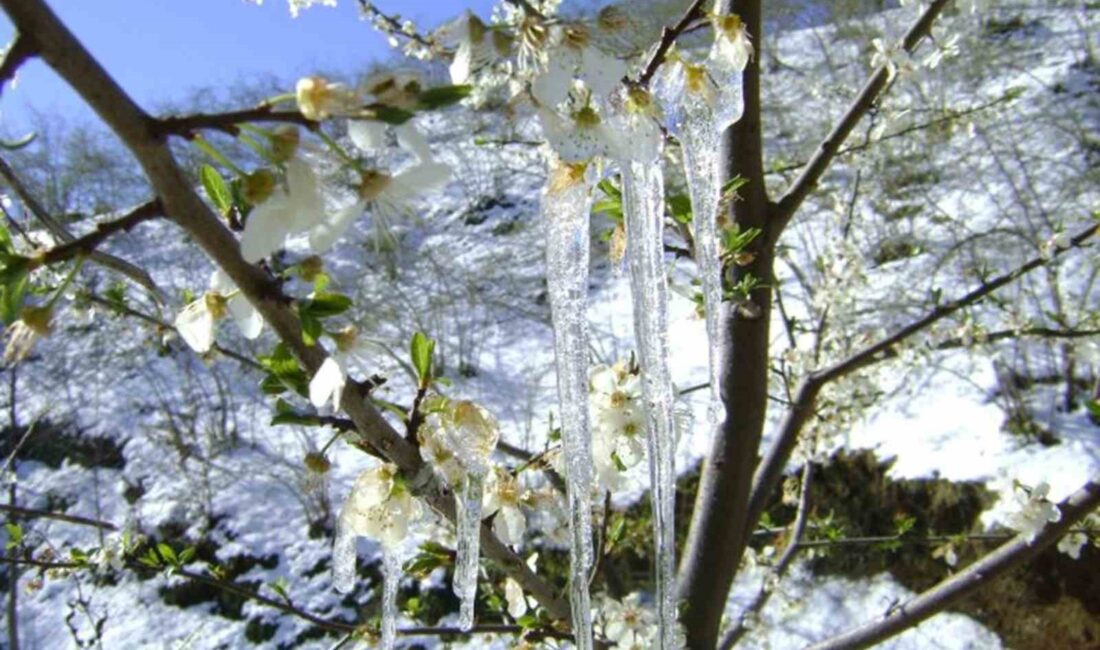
[309,200,365,253]
[286,158,326,232]
[240,193,294,262]
[228,296,263,340]
[309,357,346,409]
[348,120,387,153]
[174,300,214,353]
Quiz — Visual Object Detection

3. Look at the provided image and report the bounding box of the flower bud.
[243,169,277,205]
[270,126,300,163]
[358,169,393,201]
[304,451,332,474]
[298,255,325,282]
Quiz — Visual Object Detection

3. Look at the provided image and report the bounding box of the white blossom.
[1056,531,1088,560]
[710,12,753,73]
[239,158,326,262]
[1005,481,1061,544]
[531,23,627,108]
[174,270,263,354]
[482,466,527,546]
[337,464,423,550]
[3,306,51,365]
[309,326,381,410]
[296,76,358,121]
[589,362,646,491]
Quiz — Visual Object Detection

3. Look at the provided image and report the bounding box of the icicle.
[680,116,725,423]
[332,507,358,594]
[380,547,401,650]
[621,157,680,648]
[454,471,484,630]
[543,161,596,650]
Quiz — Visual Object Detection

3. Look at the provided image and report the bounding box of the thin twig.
[37,200,161,267]
[0,503,118,531]
[356,0,437,50]
[633,0,711,87]
[155,106,317,139]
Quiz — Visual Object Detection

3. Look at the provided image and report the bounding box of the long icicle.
[544,161,596,650]
[622,158,679,647]
[454,471,485,630]
[381,546,401,649]
[680,117,725,423]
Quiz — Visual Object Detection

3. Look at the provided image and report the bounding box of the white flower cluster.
[597,592,687,649]
[1004,481,1061,544]
[589,361,646,490]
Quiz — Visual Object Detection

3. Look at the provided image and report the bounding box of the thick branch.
[0,156,163,299]
[746,224,1098,542]
[806,481,1100,650]
[772,0,950,234]
[155,106,317,139]
[0,0,570,625]
[37,200,160,267]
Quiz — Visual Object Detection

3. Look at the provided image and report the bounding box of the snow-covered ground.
[2,1,1098,648]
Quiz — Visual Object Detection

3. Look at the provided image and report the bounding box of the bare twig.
[633,0,710,87]
[356,0,437,50]
[37,200,161,267]
[0,156,163,299]
[746,223,1099,542]
[773,0,951,236]
[806,482,1100,650]
[0,503,118,531]
[155,106,317,139]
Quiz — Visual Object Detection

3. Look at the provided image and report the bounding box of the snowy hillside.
[2,2,1098,649]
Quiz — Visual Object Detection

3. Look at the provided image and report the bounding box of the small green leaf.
[667,193,693,225]
[0,261,30,325]
[410,331,434,387]
[300,292,352,318]
[271,399,322,426]
[138,549,162,569]
[271,577,291,602]
[157,543,178,566]
[417,84,472,110]
[200,165,233,215]
[300,311,322,346]
[0,131,36,151]
[178,546,197,565]
[362,105,415,125]
[4,522,23,549]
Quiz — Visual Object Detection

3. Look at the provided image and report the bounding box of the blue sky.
[0,0,495,133]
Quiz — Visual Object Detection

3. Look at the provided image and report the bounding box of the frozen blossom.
[1056,531,1088,560]
[309,325,381,410]
[332,464,422,592]
[482,466,528,546]
[531,23,628,108]
[589,361,647,490]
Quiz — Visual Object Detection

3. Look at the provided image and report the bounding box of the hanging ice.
[543,161,596,650]
[428,401,500,632]
[454,472,484,630]
[615,88,681,649]
[381,547,401,650]
[656,51,745,423]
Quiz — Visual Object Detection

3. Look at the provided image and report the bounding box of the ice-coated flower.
[1057,531,1088,560]
[710,11,753,72]
[589,362,646,490]
[1039,229,1071,261]
[1005,481,1062,544]
[3,305,52,365]
[531,23,628,108]
[308,162,450,253]
[296,76,358,121]
[338,464,423,550]
[923,33,960,69]
[423,399,500,474]
[871,38,911,82]
[239,158,326,262]
[539,104,618,163]
[175,270,263,354]
[608,87,663,163]
[482,466,528,546]
[309,325,380,410]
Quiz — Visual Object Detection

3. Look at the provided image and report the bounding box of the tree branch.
[36,200,161,267]
[806,481,1100,650]
[772,0,950,235]
[0,0,570,624]
[154,106,317,139]
[745,223,1098,545]
[0,503,117,531]
[0,156,164,300]
[0,33,34,95]
[633,0,710,87]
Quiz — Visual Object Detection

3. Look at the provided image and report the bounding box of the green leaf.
[271,398,321,426]
[417,85,472,110]
[667,193,693,225]
[361,105,415,125]
[0,131,36,151]
[259,344,310,396]
[4,522,23,550]
[0,261,29,325]
[300,311,322,346]
[300,292,352,319]
[271,577,291,602]
[410,331,434,387]
[200,165,232,215]
[178,546,197,565]
[138,549,162,569]
[157,543,178,566]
